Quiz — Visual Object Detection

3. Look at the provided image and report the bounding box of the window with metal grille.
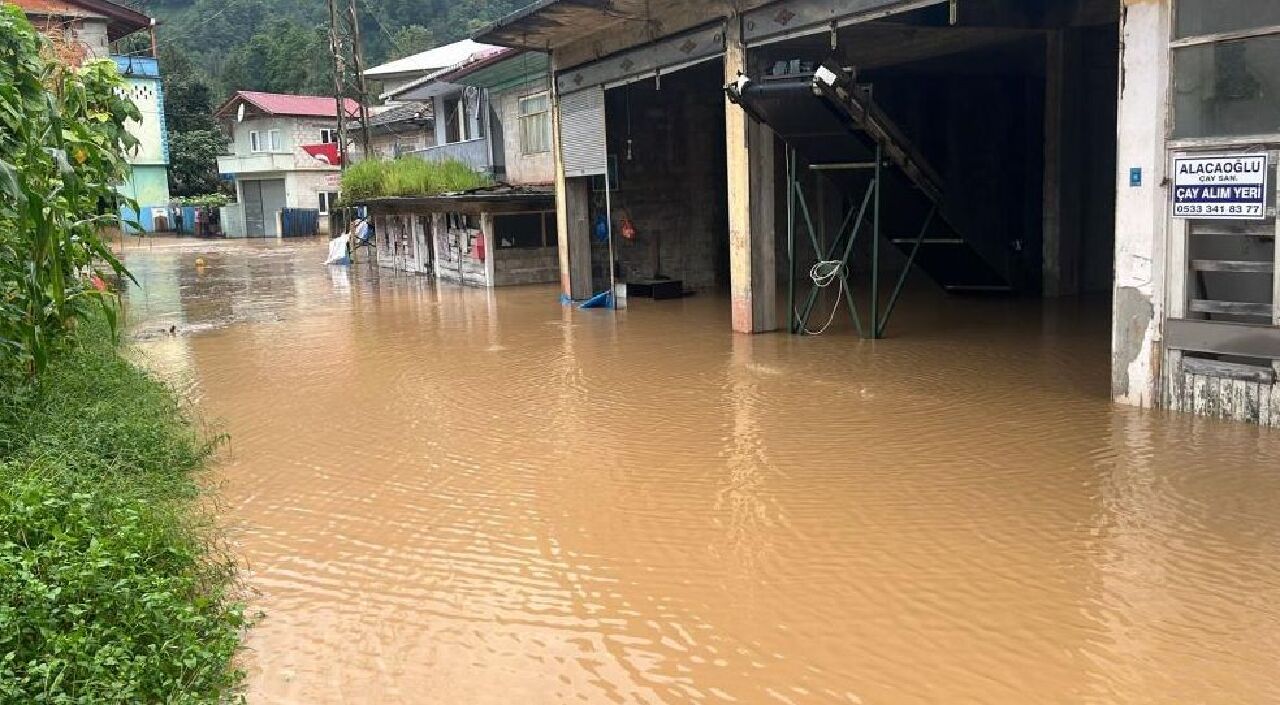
[518,92,551,155]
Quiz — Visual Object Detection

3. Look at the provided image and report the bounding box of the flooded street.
[123,239,1280,705]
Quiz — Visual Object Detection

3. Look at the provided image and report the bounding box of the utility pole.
[327,0,372,167]
[327,0,350,170]
[348,0,373,157]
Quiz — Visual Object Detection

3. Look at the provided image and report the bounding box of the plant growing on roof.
[339,157,493,204]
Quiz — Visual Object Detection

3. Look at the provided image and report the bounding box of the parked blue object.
[579,291,613,309]
[594,214,609,243]
[177,206,198,234]
[281,208,320,237]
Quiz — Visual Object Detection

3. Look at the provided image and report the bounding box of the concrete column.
[1112,0,1172,408]
[725,14,778,334]
[1042,30,1082,298]
[550,54,594,300]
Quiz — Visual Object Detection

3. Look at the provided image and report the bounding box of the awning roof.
[365,39,499,79]
[358,185,555,213]
[474,0,658,51]
[451,52,550,92]
[15,0,152,41]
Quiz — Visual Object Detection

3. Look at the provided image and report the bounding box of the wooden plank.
[1271,382,1280,428]
[1172,368,1192,414]
[1245,381,1261,422]
[1189,300,1274,317]
[1232,379,1248,420]
[1167,318,1280,358]
[1220,377,1236,419]
[1193,374,1211,417]
[1260,384,1272,427]
[1169,24,1280,49]
[1187,220,1274,237]
[1164,356,1181,411]
[1182,357,1276,384]
[1190,259,1274,273]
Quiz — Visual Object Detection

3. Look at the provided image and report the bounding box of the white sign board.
[1173,153,1269,220]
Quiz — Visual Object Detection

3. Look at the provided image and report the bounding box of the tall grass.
[340,157,493,202]
[0,315,245,703]
[0,10,244,700]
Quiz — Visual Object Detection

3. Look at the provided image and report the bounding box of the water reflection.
[122,239,1280,705]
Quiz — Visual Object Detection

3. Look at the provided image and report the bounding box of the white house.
[215,91,361,237]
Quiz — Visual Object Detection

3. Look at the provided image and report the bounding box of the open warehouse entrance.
[733,1,1120,337]
[601,61,730,298]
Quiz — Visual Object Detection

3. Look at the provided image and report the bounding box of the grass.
[0,315,244,704]
[340,157,493,203]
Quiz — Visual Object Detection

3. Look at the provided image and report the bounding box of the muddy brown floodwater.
[121,239,1280,705]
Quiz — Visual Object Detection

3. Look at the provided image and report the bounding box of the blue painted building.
[112,55,171,234]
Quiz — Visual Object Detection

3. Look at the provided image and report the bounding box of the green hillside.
[132,0,528,100]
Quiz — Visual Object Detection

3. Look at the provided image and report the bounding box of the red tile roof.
[218,91,362,119]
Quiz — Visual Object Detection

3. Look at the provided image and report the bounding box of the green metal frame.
[786,144,935,339]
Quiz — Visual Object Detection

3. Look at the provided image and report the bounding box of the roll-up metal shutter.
[560,86,607,178]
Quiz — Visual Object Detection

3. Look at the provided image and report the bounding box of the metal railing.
[406,138,491,172]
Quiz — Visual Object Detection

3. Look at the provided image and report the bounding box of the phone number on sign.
[1173,203,1264,216]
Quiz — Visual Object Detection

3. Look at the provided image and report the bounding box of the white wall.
[1112,0,1172,407]
[494,79,555,185]
[230,116,337,160]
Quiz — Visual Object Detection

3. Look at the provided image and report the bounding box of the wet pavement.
[122,238,1280,705]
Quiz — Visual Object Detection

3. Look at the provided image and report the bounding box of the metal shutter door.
[560,86,607,178]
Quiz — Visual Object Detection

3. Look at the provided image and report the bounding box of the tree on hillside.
[168,130,227,198]
[220,20,330,96]
[389,25,435,59]
[136,0,536,96]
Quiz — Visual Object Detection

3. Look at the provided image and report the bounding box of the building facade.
[113,55,170,233]
[16,0,172,234]
[472,0,1280,427]
[215,91,359,237]
[361,47,559,287]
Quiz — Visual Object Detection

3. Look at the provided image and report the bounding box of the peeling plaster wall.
[1112,0,1171,407]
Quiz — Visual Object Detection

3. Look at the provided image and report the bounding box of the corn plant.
[0,5,139,378]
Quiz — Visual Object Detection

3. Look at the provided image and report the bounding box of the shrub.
[0,317,245,703]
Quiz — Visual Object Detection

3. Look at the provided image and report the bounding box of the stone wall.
[493,247,558,286]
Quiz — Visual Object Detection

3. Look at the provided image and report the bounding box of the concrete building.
[363,101,435,160]
[359,41,510,165]
[376,41,510,174]
[16,0,173,234]
[473,0,1280,427]
[14,0,149,62]
[215,91,361,237]
[361,49,559,287]
[112,55,171,233]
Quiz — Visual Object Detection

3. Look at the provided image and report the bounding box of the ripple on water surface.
[124,239,1280,705]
